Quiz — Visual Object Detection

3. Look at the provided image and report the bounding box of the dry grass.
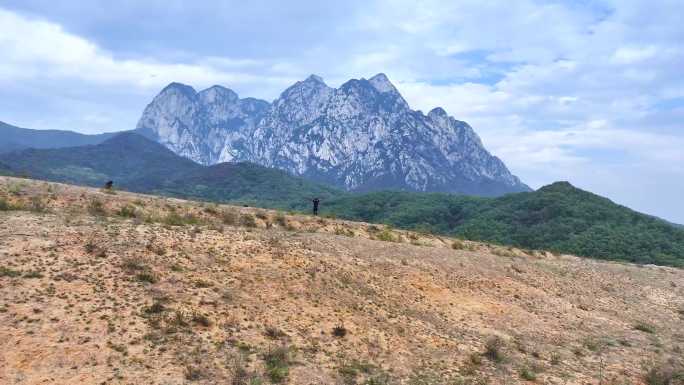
[0,176,683,385]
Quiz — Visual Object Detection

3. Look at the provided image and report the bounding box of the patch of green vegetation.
[274,212,288,227]
[635,322,657,334]
[240,213,258,228]
[135,271,158,284]
[338,360,390,385]
[117,205,138,218]
[88,199,106,216]
[375,228,400,242]
[519,366,537,381]
[484,336,506,363]
[451,239,466,250]
[23,271,44,279]
[0,266,22,277]
[643,359,684,385]
[263,346,292,383]
[161,211,199,226]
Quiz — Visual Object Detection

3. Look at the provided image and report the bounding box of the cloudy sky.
[1,0,683,222]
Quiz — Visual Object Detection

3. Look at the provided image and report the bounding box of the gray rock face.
[136,74,529,196]
[136,82,269,165]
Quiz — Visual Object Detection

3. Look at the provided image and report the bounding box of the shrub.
[264,326,287,340]
[635,322,656,334]
[184,365,204,381]
[203,205,219,215]
[0,197,11,211]
[117,205,138,218]
[144,301,166,314]
[229,354,262,385]
[88,199,106,216]
[376,229,398,242]
[192,312,211,327]
[23,271,44,279]
[28,197,47,212]
[519,366,537,381]
[274,213,287,227]
[332,325,348,338]
[263,346,291,383]
[335,227,354,237]
[240,214,257,228]
[644,359,684,385]
[135,271,158,284]
[221,209,239,225]
[162,211,199,226]
[452,239,466,250]
[0,266,22,277]
[122,257,146,271]
[484,336,506,363]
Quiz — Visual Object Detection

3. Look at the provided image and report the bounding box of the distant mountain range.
[0,121,117,154]
[135,74,530,196]
[0,74,528,197]
[1,131,683,267]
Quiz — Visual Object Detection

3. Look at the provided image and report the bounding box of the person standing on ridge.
[312,198,320,216]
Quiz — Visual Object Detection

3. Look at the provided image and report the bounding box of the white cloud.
[0,9,291,92]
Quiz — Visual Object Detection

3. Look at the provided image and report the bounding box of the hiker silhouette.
[312,198,320,216]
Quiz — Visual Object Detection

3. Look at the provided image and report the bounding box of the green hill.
[0,132,202,190]
[157,162,341,209]
[321,183,684,266]
[0,132,342,208]
[0,161,13,176]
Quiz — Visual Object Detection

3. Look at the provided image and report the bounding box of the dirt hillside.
[1,176,683,385]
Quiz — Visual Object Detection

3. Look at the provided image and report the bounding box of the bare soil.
[1,176,682,385]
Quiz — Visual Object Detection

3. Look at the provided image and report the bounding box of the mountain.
[136,74,530,196]
[322,181,684,267]
[0,132,201,190]
[0,161,12,176]
[0,132,341,208]
[135,83,270,165]
[0,121,117,154]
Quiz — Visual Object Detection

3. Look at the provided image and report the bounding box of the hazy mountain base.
[0,121,116,154]
[1,176,683,385]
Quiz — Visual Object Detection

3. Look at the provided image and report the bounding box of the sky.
[0,0,683,223]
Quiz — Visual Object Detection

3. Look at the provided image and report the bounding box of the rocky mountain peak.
[137,74,530,196]
[368,73,397,94]
[198,85,239,104]
[158,82,197,99]
[304,74,326,85]
[428,107,448,118]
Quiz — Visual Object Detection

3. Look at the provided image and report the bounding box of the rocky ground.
[1,176,683,385]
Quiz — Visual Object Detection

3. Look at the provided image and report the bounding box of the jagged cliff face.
[136,74,529,196]
[136,83,269,165]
